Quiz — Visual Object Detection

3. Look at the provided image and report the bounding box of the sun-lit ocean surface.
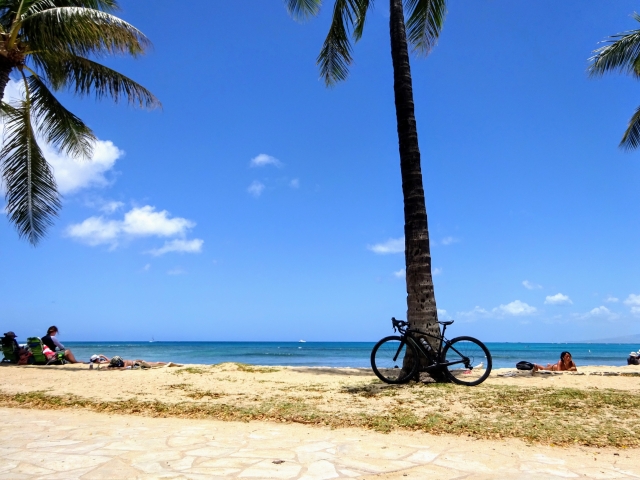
[60,342,639,369]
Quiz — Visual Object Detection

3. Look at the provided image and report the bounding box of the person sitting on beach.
[533,351,577,372]
[90,355,167,369]
[41,326,83,364]
[628,351,640,366]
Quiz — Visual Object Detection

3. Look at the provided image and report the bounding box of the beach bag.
[42,344,56,360]
[516,361,534,371]
[109,356,125,368]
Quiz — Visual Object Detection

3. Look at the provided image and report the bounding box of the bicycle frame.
[393,322,471,371]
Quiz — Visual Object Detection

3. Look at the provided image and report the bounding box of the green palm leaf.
[405,0,447,56]
[1,99,61,245]
[317,0,353,85]
[27,74,96,158]
[285,0,321,21]
[619,105,640,150]
[31,53,160,108]
[21,7,149,57]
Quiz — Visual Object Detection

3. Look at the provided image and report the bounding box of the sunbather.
[41,326,83,364]
[533,351,577,372]
[628,351,640,365]
[90,354,167,369]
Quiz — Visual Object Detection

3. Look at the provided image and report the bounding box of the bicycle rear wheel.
[370,336,418,384]
[442,336,492,386]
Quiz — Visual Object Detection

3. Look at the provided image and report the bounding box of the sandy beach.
[1,363,639,477]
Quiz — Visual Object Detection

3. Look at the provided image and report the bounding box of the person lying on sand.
[90,355,168,369]
[42,326,83,364]
[533,351,577,372]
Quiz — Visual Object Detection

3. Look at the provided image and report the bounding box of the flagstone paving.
[0,407,638,479]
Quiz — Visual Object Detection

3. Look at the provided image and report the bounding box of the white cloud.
[66,205,198,250]
[167,267,186,275]
[440,236,459,246]
[147,238,204,256]
[250,153,282,168]
[493,300,537,316]
[289,178,300,189]
[458,306,490,318]
[544,293,572,305]
[624,294,640,315]
[2,80,123,195]
[433,267,442,276]
[100,201,125,214]
[368,237,404,254]
[393,268,405,278]
[604,295,619,303]
[143,263,151,271]
[247,181,265,197]
[576,306,620,320]
[522,280,542,290]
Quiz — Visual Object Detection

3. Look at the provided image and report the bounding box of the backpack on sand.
[516,361,534,371]
[109,356,125,368]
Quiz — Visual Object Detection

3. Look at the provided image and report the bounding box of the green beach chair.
[1,336,19,363]
[26,337,65,365]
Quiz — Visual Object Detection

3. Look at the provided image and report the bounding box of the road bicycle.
[370,317,492,386]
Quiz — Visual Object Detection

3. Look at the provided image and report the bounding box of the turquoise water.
[60,342,639,369]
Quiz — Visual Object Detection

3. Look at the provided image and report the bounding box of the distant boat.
[299,340,306,343]
[150,336,155,343]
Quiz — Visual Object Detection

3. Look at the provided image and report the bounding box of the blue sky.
[2,1,640,342]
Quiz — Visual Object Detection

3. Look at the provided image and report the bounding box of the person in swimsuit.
[41,326,83,364]
[533,351,577,372]
[90,355,167,368]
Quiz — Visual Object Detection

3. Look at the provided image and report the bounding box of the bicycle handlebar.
[391,317,408,333]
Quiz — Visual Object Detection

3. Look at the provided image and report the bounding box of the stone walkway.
[0,408,638,479]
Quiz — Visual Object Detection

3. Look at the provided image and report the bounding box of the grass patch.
[174,367,207,375]
[4,384,640,448]
[234,363,280,374]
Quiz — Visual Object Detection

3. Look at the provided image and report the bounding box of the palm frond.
[352,0,373,41]
[589,16,640,78]
[284,0,321,21]
[0,99,61,245]
[27,73,95,158]
[51,0,119,11]
[619,104,640,150]
[21,7,149,58]
[404,0,447,56]
[30,53,160,108]
[317,0,356,85]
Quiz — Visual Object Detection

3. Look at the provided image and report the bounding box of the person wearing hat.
[1,332,27,362]
[627,351,640,365]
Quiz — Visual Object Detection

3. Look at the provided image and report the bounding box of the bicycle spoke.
[443,337,492,386]
[370,337,417,384]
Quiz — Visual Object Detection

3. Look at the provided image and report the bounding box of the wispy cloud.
[522,280,542,290]
[368,237,404,254]
[440,236,459,246]
[147,239,204,256]
[544,293,572,305]
[66,205,199,251]
[167,267,186,276]
[393,268,405,278]
[575,306,620,320]
[289,178,300,189]
[100,201,125,214]
[247,181,265,197]
[604,295,619,303]
[250,153,282,168]
[433,267,442,276]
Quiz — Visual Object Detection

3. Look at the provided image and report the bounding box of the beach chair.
[1,336,19,363]
[26,337,65,365]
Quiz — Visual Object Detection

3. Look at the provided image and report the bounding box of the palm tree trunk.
[389,0,440,353]
[0,56,13,100]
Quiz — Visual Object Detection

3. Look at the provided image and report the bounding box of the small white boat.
[299,340,306,343]
[150,336,155,343]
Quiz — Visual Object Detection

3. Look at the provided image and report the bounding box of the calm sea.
[60,342,639,369]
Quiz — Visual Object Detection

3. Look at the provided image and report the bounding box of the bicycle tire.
[370,336,418,384]
[442,336,492,386]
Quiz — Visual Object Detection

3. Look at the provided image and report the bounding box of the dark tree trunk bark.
[389,0,440,355]
[0,56,14,101]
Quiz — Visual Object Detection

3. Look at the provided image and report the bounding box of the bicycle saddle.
[438,320,454,326]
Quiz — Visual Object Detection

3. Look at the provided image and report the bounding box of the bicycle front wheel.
[442,336,492,386]
[370,336,418,384]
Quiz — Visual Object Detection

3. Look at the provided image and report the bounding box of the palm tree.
[0,0,159,245]
[285,0,446,351]
[590,12,640,150]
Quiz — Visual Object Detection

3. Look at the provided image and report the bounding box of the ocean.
[60,341,639,369]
